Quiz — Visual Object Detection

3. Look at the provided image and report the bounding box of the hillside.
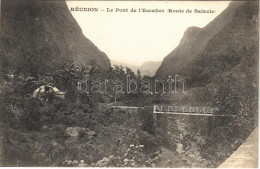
[0,0,110,75]
[183,1,258,88]
[155,1,258,81]
[154,1,258,165]
[139,61,162,77]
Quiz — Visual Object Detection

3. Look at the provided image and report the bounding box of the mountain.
[155,1,258,81]
[110,60,162,76]
[154,2,258,159]
[139,61,162,76]
[0,0,110,75]
[155,0,258,112]
[110,60,139,74]
[155,0,258,137]
[183,1,259,87]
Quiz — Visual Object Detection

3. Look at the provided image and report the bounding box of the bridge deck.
[153,105,235,117]
[111,105,235,117]
[153,111,235,116]
[154,111,215,116]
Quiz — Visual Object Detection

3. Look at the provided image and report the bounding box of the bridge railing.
[153,105,219,116]
[111,105,236,116]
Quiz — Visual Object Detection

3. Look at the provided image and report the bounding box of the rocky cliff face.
[155,1,258,81]
[1,0,110,75]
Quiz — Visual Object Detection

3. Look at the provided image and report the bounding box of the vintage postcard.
[0,0,258,168]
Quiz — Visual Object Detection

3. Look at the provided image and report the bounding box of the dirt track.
[218,126,258,168]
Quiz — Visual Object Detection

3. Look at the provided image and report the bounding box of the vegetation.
[0,55,257,167]
[0,64,165,167]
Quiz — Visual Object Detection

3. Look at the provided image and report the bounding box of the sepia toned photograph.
[0,0,258,168]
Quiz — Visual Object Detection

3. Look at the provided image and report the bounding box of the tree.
[136,69,141,94]
[126,67,135,77]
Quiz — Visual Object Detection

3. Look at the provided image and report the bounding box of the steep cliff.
[155,1,258,82]
[155,2,258,165]
[1,0,110,75]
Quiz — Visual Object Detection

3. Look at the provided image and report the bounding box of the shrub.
[138,131,160,153]
[21,98,41,130]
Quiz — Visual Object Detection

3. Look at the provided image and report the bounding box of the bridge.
[111,105,236,117]
[153,105,235,116]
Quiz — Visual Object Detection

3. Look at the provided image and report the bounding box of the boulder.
[96,157,110,167]
[78,160,88,167]
[66,127,96,138]
[72,160,79,165]
[87,130,97,137]
[42,126,48,130]
[78,163,86,167]
[109,155,114,159]
[151,163,156,167]
[130,162,136,167]
[176,143,183,154]
[123,159,130,163]
[66,127,86,137]
[67,160,72,165]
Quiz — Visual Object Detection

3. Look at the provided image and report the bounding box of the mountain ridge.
[139,61,162,77]
[155,1,249,78]
[0,0,110,75]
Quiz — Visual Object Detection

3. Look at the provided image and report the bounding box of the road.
[218,126,258,168]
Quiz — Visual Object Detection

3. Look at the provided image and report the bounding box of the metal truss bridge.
[153,105,235,117]
[111,105,236,116]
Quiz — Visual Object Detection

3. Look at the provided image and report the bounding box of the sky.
[66,1,230,66]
